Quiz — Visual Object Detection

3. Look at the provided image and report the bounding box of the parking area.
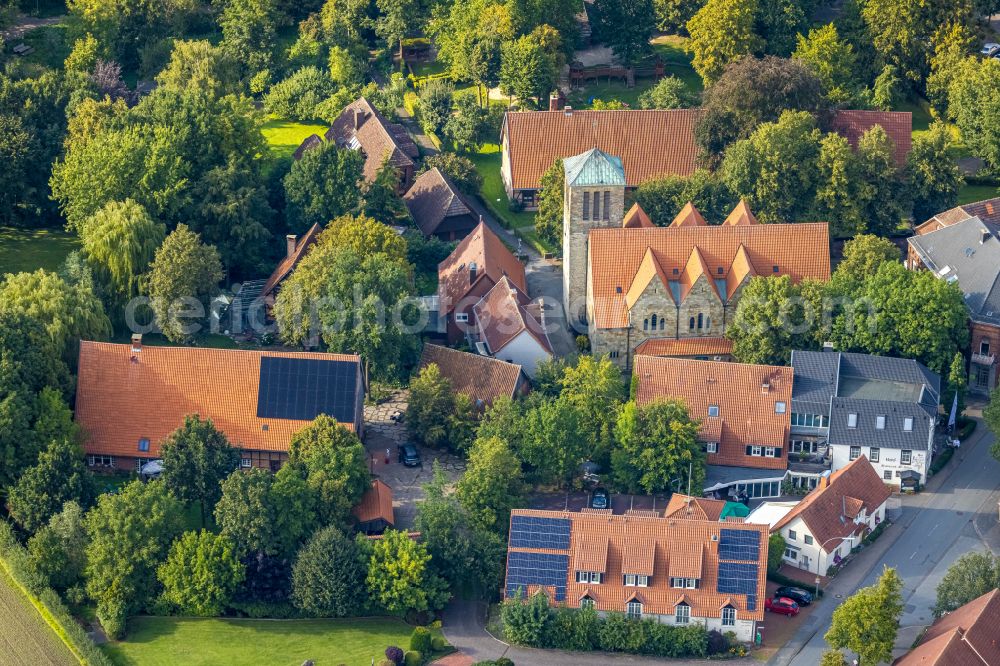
[755,580,822,657]
[527,489,671,514]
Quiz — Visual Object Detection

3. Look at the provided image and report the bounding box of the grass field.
[0,565,78,666]
[103,616,418,666]
[958,183,999,204]
[262,118,329,161]
[0,226,78,275]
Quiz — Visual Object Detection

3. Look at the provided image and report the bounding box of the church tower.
[562,148,626,326]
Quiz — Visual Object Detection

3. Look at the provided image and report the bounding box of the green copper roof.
[563,148,625,187]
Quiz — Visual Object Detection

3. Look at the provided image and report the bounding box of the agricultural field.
[0,566,78,666]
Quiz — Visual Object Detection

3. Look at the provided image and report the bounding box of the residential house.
[747,457,890,575]
[260,224,322,309]
[321,97,419,191]
[419,343,529,408]
[893,589,1000,665]
[633,355,793,500]
[559,148,831,365]
[789,350,940,489]
[75,339,364,473]
[404,167,479,241]
[633,337,733,361]
[293,133,322,160]
[907,197,1000,396]
[501,108,911,207]
[437,221,527,344]
[353,479,395,535]
[472,276,553,377]
[504,508,769,642]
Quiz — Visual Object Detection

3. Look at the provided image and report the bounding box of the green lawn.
[958,183,999,204]
[103,616,420,666]
[0,226,78,275]
[262,118,329,161]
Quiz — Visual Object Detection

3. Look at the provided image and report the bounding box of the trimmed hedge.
[0,520,113,666]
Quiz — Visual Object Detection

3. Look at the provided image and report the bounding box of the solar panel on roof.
[717,561,759,601]
[256,357,358,422]
[505,551,569,602]
[719,529,760,561]
[509,516,571,550]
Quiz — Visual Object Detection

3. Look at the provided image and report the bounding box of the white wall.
[494,331,552,378]
[778,502,886,575]
[598,612,755,642]
[830,443,930,486]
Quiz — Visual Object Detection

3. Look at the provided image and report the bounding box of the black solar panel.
[256,357,358,422]
[719,529,760,561]
[509,516,571,550]
[717,561,759,599]
[505,551,569,601]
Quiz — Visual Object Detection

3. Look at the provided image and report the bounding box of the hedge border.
[0,521,113,666]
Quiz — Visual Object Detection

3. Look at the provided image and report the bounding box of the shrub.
[263,66,335,119]
[404,650,422,666]
[385,646,404,665]
[430,635,447,650]
[410,626,433,653]
[707,629,729,655]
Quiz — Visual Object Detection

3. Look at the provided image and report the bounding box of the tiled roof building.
[472,277,553,377]
[504,508,769,642]
[404,168,478,241]
[322,97,419,190]
[75,340,364,473]
[353,479,395,534]
[828,109,912,166]
[261,223,322,306]
[894,589,1000,665]
[419,343,528,407]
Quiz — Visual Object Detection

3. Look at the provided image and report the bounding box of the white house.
[472,276,553,377]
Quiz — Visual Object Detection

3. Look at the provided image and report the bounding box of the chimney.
[823,341,835,352]
[761,381,770,394]
[564,105,573,116]
[819,470,831,489]
[549,91,564,111]
[130,334,142,361]
[981,228,992,244]
[286,234,297,258]
[469,261,478,283]
[354,109,364,130]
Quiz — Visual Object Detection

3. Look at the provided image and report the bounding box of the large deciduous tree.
[535,159,563,247]
[80,199,166,306]
[291,525,368,616]
[7,437,95,533]
[499,26,563,106]
[633,170,737,224]
[792,24,860,105]
[220,0,278,76]
[161,415,241,528]
[158,530,245,616]
[457,436,524,532]
[593,0,655,74]
[407,363,477,454]
[907,122,963,223]
[947,58,1000,175]
[283,142,364,232]
[825,566,903,666]
[365,529,449,613]
[686,0,760,84]
[27,501,89,593]
[933,551,1000,617]
[611,399,704,494]
[726,275,819,365]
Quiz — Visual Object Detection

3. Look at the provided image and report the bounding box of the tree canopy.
[158,530,245,616]
[611,399,704,494]
[825,566,903,666]
[934,551,1000,617]
[161,415,240,527]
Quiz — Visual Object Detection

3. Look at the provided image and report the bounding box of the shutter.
[745,445,752,456]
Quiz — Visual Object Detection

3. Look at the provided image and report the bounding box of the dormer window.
[581,596,595,610]
[623,574,649,587]
[576,571,602,584]
[627,601,643,619]
[675,603,691,624]
[722,606,736,626]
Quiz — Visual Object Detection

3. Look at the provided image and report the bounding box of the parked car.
[981,42,1000,56]
[397,443,422,467]
[765,597,800,616]
[774,586,813,606]
[590,488,610,509]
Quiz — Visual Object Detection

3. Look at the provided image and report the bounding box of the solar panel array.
[256,357,358,422]
[505,552,569,601]
[509,516,571,550]
[719,528,761,561]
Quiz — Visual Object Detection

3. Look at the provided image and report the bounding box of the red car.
[765,596,800,616]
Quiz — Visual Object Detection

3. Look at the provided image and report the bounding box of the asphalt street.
[772,421,1000,665]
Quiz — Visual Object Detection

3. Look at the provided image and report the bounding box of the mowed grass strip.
[262,118,330,161]
[0,566,78,666]
[103,616,416,666]
[0,226,78,275]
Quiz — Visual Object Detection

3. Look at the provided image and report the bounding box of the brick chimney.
[286,234,297,258]
[819,471,831,489]
[549,91,564,111]
[354,108,364,130]
[469,261,478,283]
[130,333,142,353]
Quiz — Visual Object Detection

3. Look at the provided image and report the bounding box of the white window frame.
[706,442,718,454]
[671,577,685,589]
[783,545,799,560]
[850,446,861,460]
[775,401,787,414]
[627,601,643,619]
[764,447,777,458]
[675,604,690,624]
[637,575,649,587]
[788,530,796,541]
[903,417,913,432]
[876,415,886,430]
[804,534,813,545]
[455,312,469,323]
[241,457,252,468]
[751,445,763,457]
[581,597,595,610]
[590,572,602,584]
[708,405,720,417]
[685,578,697,589]
[847,413,858,428]
[721,606,736,626]
[576,571,588,583]
[884,470,892,480]
[901,450,912,465]
[869,447,880,463]
[624,574,636,587]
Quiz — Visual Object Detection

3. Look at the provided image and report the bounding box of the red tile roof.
[828,109,912,167]
[507,508,769,621]
[663,494,728,521]
[771,457,891,550]
[588,221,830,329]
[325,97,419,182]
[419,344,525,406]
[622,202,654,228]
[438,222,526,317]
[261,223,322,301]
[915,197,1000,236]
[895,590,1000,665]
[634,356,793,469]
[75,342,362,458]
[633,336,734,359]
[353,479,395,526]
[473,277,553,355]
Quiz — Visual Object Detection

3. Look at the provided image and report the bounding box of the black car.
[774,586,813,606]
[590,488,610,509]
[397,443,422,467]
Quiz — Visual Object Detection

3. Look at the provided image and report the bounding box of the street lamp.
[813,535,858,594]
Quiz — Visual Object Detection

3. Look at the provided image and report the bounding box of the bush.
[430,634,447,650]
[404,650,422,666]
[930,446,954,474]
[263,66,335,119]
[410,626,433,653]
[385,645,404,664]
[707,629,729,654]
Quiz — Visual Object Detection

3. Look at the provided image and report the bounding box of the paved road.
[772,418,1000,665]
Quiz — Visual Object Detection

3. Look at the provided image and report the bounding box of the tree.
[948,57,1000,173]
[66,0,197,67]
[363,159,406,223]
[320,214,409,262]
[80,199,166,305]
[855,126,910,236]
[366,529,449,613]
[419,79,455,138]
[145,225,224,343]
[407,363,477,453]
[634,170,737,224]
[0,112,32,224]
[611,399,704,494]
[793,24,860,105]
[768,533,786,572]
[269,465,319,557]
[291,525,368,616]
[158,530,245,616]
[216,469,279,556]
[287,415,371,527]
[444,94,489,152]
[535,159,564,247]
[7,438,95,533]
[908,122,963,223]
[157,40,241,99]
[638,76,695,109]
[825,566,903,665]
[499,26,563,106]
[686,0,760,84]
[813,133,865,238]
[457,436,524,532]
[220,0,278,76]
[721,111,822,224]
[593,0,655,74]
[934,551,1000,616]
[986,389,1000,462]
[521,395,589,485]
[161,415,240,528]
[85,481,184,638]
[946,352,967,423]
[820,651,848,666]
[417,153,482,194]
[726,276,818,365]
[927,22,978,116]
[263,66,337,120]
[654,0,705,33]
[375,0,423,60]
[754,0,808,57]
[832,234,900,291]
[559,355,626,467]
[27,501,88,593]
[283,141,364,232]
[64,33,100,74]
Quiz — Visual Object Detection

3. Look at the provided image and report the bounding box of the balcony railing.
[971,352,996,367]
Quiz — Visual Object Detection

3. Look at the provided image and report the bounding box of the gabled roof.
[725,244,757,298]
[326,97,418,182]
[915,197,1000,236]
[634,356,793,469]
[404,168,475,236]
[563,148,626,187]
[625,248,673,309]
[622,203,654,228]
[473,276,553,355]
[771,456,891,549]
[293,133,323,160]
[261,223,322,300]
[680,246,721,302]
[828,109,912,166]
[723,200,758,226]
[419,343,524,406]
[664,494,727,522]
[895,590,1000,665]
[633,336,733,359]
[670,202,708,228]
[438,221,527,316]
[353,479,394,526]
[75,342,362,459]
[588,222,830,329]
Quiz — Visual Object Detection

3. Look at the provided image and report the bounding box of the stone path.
[0,14,64,41]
